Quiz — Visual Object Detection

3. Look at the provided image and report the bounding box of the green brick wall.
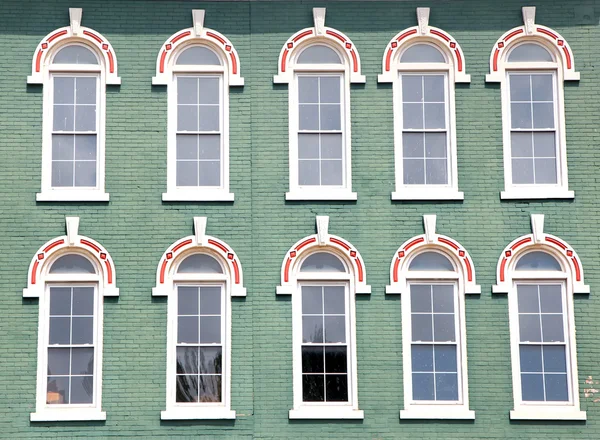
[0,0,599,438]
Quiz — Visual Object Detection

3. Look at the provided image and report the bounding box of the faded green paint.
[0,0,599,438]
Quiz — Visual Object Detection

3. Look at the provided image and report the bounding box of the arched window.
[387,215,479,419]
[493,214,588,420]
[486,7,579,200]
[378,8,470,201]
[153,217,246,420]
[274,8,364,201]
[277,216,369,419]
[24,217,118,422]
[153,10,243,202]
[28,8,120,202]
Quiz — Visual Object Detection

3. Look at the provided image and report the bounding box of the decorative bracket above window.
[152,9,244,86]
[27,8,121,85]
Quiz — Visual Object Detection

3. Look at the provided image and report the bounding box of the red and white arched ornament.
[274,8,365,84]
[152,10,243,86]
[27,8,120,85]
[277,216,370,295]
[23,217,118,298]
[493,214,589,295]
[152,217,246,297]
[378,8,470,84]
[486,7,579,82]
[386,215,480,295]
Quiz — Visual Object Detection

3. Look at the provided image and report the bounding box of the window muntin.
[409,283,460,402]
[175,74,223,188]
[50,73,99,188]
[53,45,99,65]
[516,283,570,402]
[508,43,554,63]
[508,72,558,185]
[515,251,562,271]
[409,251,455,272]
[400,44,446,63]
[50,254,96,274]
[300,284,350,403]
[176,46,222,66]
[46,285,96,406]
[175,285,225,404]
[297,74,344,187]
[301,252,346,273]
[297,45,342,64]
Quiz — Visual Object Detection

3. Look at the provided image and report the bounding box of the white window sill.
[510,408,586,421]
[392,189,464,201]
[36,191,110,202]
[30,409,106,422]
[162,190,234,202]
[286,189,357,201]
[501,188,574,200]
[400,408,475,420]
[289,407,364,420]
[161,408,236,420]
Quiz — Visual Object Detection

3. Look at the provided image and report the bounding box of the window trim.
[378,10,470,201]
[25,217,118,422]
[153,217,246,420]
[485,7,579,200]
[493,214,588,420]
[152,13,243,202]
[387,216,478,420]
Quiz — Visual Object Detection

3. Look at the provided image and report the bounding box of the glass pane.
[511,158,534,184]
[49,317,71,345]
[176,161,198,186]
[298,77,318,103]
[320,77,340,103]
[403,158,425,184]
[71,347,94,375]
[75,105,96,131]
[54,77,75,105]
[298,159,319,185]
[72,317,93,344]
[177,135,198,160]
[403,132,424,158]
[70,376,94,404]
[177,254,223,274]
[53,45,98,64]
[511,132,533,158]
[199,316,221,343]
[200,287,221,315]
[298,134,319,159]
[178,105,198,131]
[177,346,199,374]
[410,285,432,313]
[412,345,433,372]
[434,345,457,372]
[432,285,454,313]
[324,286,345,314]
[302,286,323,314]
[424,103,445,129]
[302,316,323,343]
[76,77,96,105]
[50,254,96,274]
[325,347,347,373]
[508,43,554,62]
[543,346,567,373]
[436,373,458,401]
[517,285,539,313]
[74,161,97,187]
[299,104,319,130]
[425,158,448,185]
[325,375,348,402]
[176,46,221,65]
[178,316,199,344]
[72,287,94,315]
[510,75,531,101]
[409,252,454,271]
[433,315,455,342]
[199,134,221,160]
[402,75,423,102]
[412,373,434,400]
[424,75,445,102]
[533,132,556,158]
[515,252,562,271]
[198,161,221,186]
[400,44,446,63]
[51,161,74,187]
[540,285,562,313]
[178,286,199,315]
[520,345,543,372]
[545,374,568,401]
[324,316,345,343]
[199,347,222,374]
[199,375,222,402]
[321,134,343,159]
[53,104,74,131]
[320,104,341,130]
[75,135,97,160]
[412,314,433,342]
[198,77,220,104]
[542,315,564,342]
[521,373,544,401]
[297,45,342,64]
[533,103,555,129]
[531,74,554,101]
[176,375,198,402]
[52,135,74,160]
[50,287,71,316]
[47,376,69,404]
[178,77,198,105]
[403,103,423,129]
[300,252,346,272]
[47,348,70,375]
[425,133,447,158]
[519,315,542,342]
[511,103,532,129]
[321,159,343,185]
[534,158,557,184]
[302,375,325,401]
[302,346,324,373]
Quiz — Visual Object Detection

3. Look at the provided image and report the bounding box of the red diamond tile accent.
[290,251,296,258]
[102,44,109,50]
[225,45,232,52]
[459,250,465,257]
[567,250,573,257]
[350,251,356,257]
[38,253,45,260]
[398,251,405,258]
[498,42,504,48]
[558,40,564,46]
[345,42,352,49]
[287,42,293,49]
[166,252,173,260]
[450,42,456,48]
[505,250,512,257]
[391,42,397,48]
[42,43,48,49]
[166,43,172,50]
[228,253,234,260]
[100,253,107,260]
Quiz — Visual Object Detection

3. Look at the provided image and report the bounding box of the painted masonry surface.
[1,0,600,438]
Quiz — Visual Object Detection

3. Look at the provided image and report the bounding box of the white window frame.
[153,217,246,420]
[152,12,244,202]
[28,9,121,202]
[485,7,580,200]
[25,217,119,422]
[493,214,588,420]
[162,46,233,202]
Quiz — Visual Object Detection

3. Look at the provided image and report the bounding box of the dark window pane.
[432,285,454,313]
[521,373,544,401]
[434,345,457,373]
[302,286,323,314]
[519,315,542,342]
[412,373,434,401]
[178,287,199,316]
[325,347,347,373]
[326,374,348,402]
[545,374,568,402]
[302,346,324,373]
[70,376,94,404]
[200,316,221,344]
[178,316,199,344]
[47,376,69,404]
[543,346,567,373]
[50,288,71,316]
[302,316,323,343]
[517,285,540,313]
[47,348,70,376]
[200,286,221,315]
[72,287,94,315]
[410,285,432,313]
[176,375,198,402]
[436,373,459,401]
[520,345,543,372]
[540,285,562,313]
[412,314,433,342]
[412,345,433,372]
[71,347,94,375]
[177,346,199,374]
[542,315,564,342]
[433,315,455,342]
[302,375,324,402]
[199,375,222,402]
[324,286,345,314]
[49,317,71,345]
[72,317,94,345]
[199,347,222,374]
[324,316,345,343]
